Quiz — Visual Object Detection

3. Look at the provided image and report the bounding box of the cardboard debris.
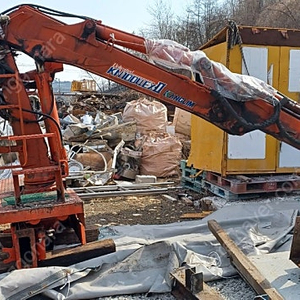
[173,108,191,137]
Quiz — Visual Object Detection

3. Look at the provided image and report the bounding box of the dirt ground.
[83,188,207,227]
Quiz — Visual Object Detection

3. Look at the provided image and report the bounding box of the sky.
[1,0,187,82]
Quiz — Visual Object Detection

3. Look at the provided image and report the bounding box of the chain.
[227,20,250,76]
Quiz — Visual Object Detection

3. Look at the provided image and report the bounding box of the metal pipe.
[76,187,178,199]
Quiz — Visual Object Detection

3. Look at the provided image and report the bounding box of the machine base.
[0,179,86,271]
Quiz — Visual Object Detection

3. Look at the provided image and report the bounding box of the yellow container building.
[188,26,300,176]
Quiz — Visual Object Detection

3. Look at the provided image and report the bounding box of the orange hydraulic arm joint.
[95,22,147,54]
[3,5,300,152]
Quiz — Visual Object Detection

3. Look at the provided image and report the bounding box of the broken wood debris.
[64,91,138,118]
[208,219,284,300]
[161,194,178,202]
[180,211,213,220]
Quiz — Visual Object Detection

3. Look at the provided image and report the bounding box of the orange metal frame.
[0,189,86,269]
[0,60,77,269]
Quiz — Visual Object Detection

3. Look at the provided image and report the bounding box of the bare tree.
[140,0,300,53]
[141,0,227,48]
[174,15,202,50]
[221,0,300,28]
[256,0,300,29]
[141,0,176,39]
[185,0,226,47]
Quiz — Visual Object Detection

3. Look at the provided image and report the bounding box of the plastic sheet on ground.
[0,199,298,299]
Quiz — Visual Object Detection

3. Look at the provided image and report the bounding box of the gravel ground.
[96,277,257,300]
[82,189,258,300]
[82,188,207,300]
[83,189,204,227]
[207,277,256,299]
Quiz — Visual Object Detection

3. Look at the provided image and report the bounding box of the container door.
[277,48,300,170]
[226,47,277,174]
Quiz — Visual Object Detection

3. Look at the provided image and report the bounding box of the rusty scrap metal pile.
[0,91,190,196]
[55,92,188,191]
[68,90,140,116]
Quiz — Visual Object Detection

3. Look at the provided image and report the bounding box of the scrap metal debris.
[59,93,189,190]
[0,91,191,194]
[65,90,141,117]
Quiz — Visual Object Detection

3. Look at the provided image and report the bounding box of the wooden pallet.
[202,180,260,201]
[181,177,202,193]
[205,171,300,194]
[180,160,202,182]
[180,160,203,193]
[180,160,300,200]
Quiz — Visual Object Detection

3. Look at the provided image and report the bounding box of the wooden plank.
[208,220,284,300]
[0,227,103,273]
[172,107,191,136]
[85,225,101,243]
[161,194,178,202]
[290,216,300,267]
[39,239,115,267]
[49,226,100,246]
[201,282,224,300]
[180,212,212,220]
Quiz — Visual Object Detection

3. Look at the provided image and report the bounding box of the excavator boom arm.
[2,5,300,151]
[2,4,300,271]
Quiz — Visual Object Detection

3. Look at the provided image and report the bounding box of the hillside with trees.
[141,0,300,49]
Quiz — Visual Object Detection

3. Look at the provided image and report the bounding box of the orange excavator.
[1,4,300,270]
